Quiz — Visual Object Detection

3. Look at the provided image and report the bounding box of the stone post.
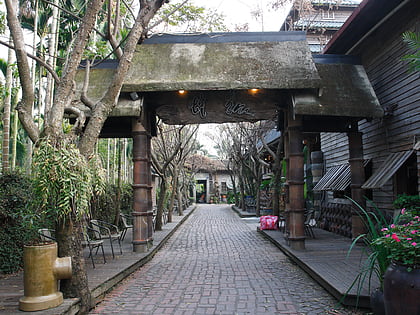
[132,119,153,252]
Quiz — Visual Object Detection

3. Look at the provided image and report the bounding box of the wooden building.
[186,154,233,204]
[315,0,419,235]
[75,31,383,250]
[282,0,360,53]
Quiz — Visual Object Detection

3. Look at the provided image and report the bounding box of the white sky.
[0,0,293,156]
[190,1,294,156]
[191,0,293,32]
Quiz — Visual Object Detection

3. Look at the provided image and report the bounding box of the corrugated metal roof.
[362,151,414,189]
[312,0,361,6]
[295,20,345,29]
[313,164,347,191]
[313,160,370,191]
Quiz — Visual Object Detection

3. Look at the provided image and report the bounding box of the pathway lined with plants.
[90,204,362,314]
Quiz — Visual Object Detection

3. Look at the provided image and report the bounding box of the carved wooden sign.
[151,90,280,125]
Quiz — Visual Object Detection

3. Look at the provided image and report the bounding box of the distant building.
[186,154,234,204]
[281,0,360,53]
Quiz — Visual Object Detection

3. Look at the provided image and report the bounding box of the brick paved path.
[90,205,362,315]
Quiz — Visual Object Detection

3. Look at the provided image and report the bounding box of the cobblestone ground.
[90,204,365,315]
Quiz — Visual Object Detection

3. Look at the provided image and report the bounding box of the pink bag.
[260,215,278,230]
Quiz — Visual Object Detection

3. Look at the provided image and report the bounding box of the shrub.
[91,182,133,226]
[0,173,40,274]
[393,194,420,216]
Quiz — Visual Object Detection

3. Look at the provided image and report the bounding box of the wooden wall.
[320,14,420,212]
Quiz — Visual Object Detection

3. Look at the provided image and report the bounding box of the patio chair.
[304,210,316,238]
[38,228,55,242]
[90,219,122,259]
[119,213,133,241]
[152,207,157,232]
[162,208,168,225]
[82,226,106,268]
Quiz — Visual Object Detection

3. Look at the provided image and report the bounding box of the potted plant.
[371,209,419,314]
[346,199,393,314]
[19,137,104,311]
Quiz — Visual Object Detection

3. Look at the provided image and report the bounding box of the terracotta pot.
[383,261,420,315]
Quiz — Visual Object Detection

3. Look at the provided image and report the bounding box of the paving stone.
[89,204,364,315]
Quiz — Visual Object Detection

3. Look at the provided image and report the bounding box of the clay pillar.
[132,119,153,252]
[286,112,306,250]
[347,125,366,239]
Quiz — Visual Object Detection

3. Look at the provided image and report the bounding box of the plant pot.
[19,242,72,312]
[383,261,420,315]
[370,287,385,315]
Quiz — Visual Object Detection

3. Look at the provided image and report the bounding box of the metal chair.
[119,213,133,241]
[90,219,122,259]
[82,226,106,268]
[304,210,316,238]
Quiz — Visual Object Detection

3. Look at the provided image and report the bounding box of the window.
[395,153,418,196]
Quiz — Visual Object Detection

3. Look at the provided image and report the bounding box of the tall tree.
[5,0,171,311]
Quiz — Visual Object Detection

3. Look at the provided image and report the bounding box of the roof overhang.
[323,0,419,54]
[362,151,414,189]
[73,32,383,132]
[292,55,383,119]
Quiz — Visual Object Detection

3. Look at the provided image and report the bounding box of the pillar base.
[351,215,367,240]
[133,243,148,253]
[288,237,306,250]
[133,238,154,252]
[19,292,63,312]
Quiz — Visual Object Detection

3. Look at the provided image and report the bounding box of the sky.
[0,0,294,156]
[191,0,293,32]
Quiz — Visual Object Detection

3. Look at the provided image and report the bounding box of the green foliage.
[0,9,5,34]
[346,198,393,293]
[153,3,228,32]
[31,138,93,221]
[226,191,238,204]
[0,172,40,274]
[402,31,420,72]
[372,210,419,268]
[393,194,420,216]
[91,182,132,226]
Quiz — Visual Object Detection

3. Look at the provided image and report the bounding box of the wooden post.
[348,126,366,239]
[286,111,306,250]
[132,119,153,252]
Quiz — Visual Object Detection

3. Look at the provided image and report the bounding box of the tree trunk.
[155,180,167,231]
[2,39,13,173]
[255,166,262,217]
[11,108,18,169]
[272,139,284,217]
[114,139,122,226]
[168,168,178,221]
[56,217,91,313]
[177,181,183,216]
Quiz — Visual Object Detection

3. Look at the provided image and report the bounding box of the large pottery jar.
[370,287,385,315]
[19,242,72,311]
[383,261,420,315]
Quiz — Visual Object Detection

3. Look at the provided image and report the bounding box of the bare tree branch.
[80,60,96,109]
[0,39,61,84]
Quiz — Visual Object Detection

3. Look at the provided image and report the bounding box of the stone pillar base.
[133,240,152,253]
[288,237,306,250]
